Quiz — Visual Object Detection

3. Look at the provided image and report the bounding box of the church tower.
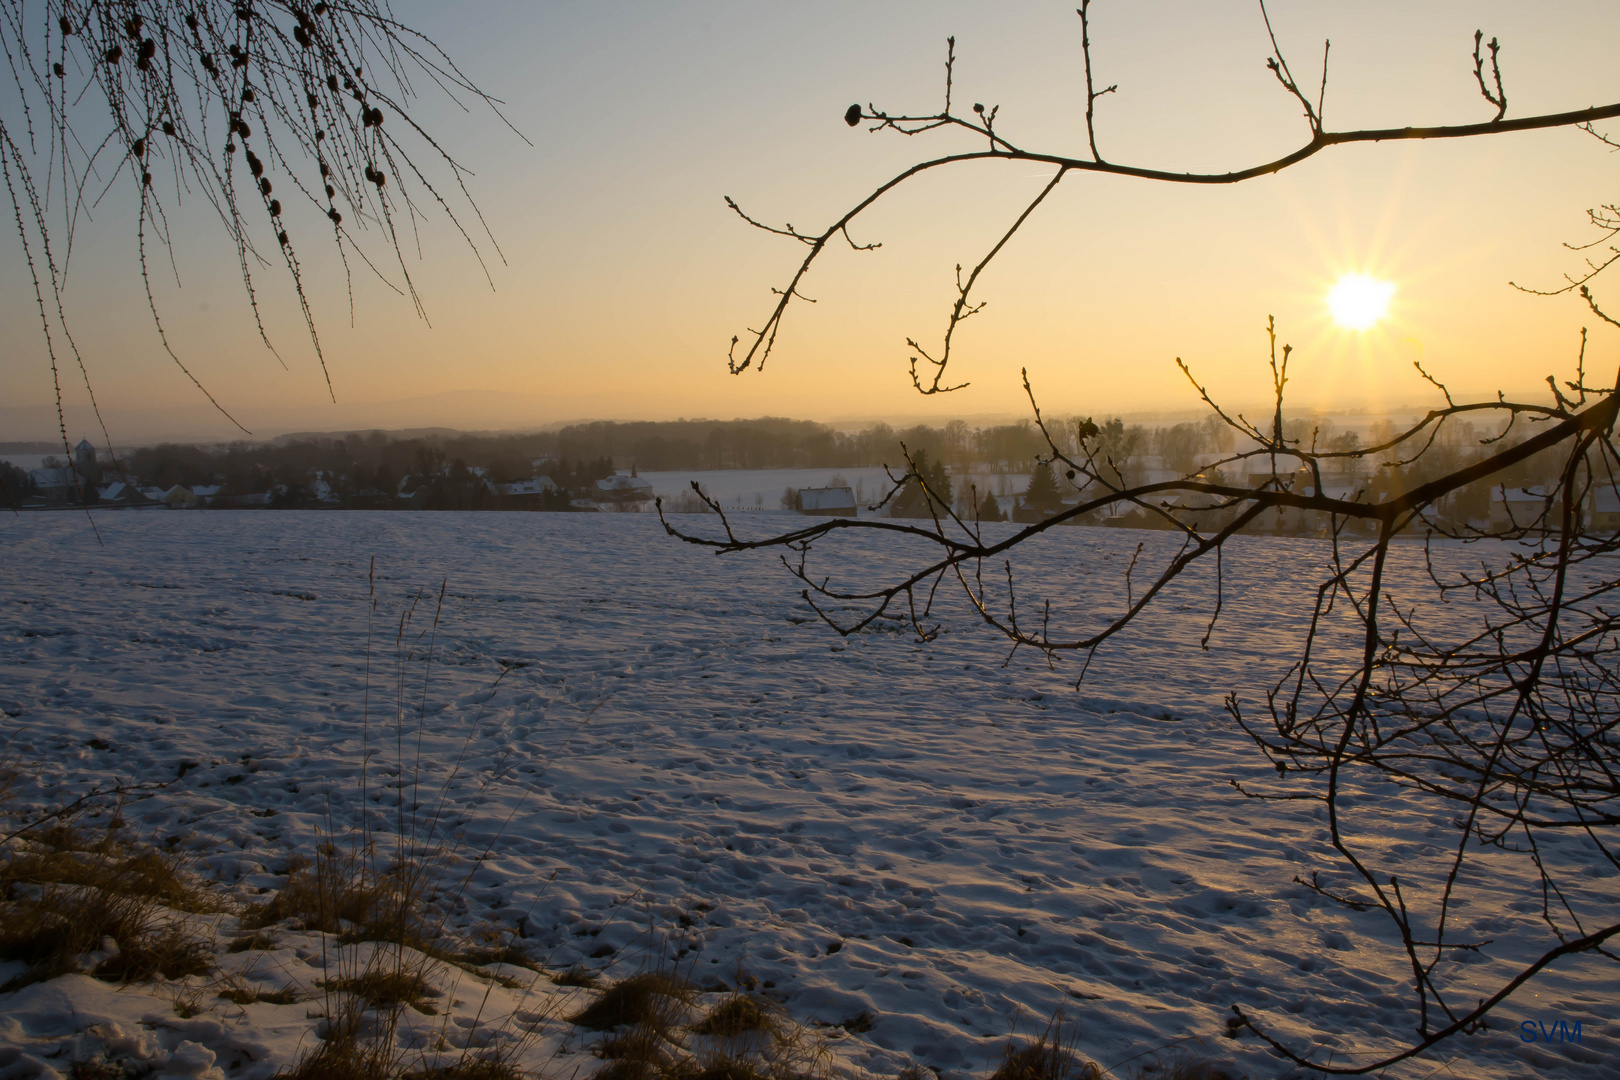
[74,438,98,486]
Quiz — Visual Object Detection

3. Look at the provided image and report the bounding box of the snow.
[1,511,1614,1079]
[639,469,899,512]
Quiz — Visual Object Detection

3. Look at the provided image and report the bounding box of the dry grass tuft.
[593,1061,660,1080]
[0,826,218,991]
[1128,1058,1236,1080]
[456,942,540,972]
[597,1022,670,1068]
[691,994,783,1039]
[991,1044,1097,1080]
[219,984,302,1006]
[587,980,828,1080]
[322,969,442,1014]
[2,827,218,911]
[675,1059,770,1080]
[242,848,411,938]
[227,929,281,952]
[279,1008,402,1080]
[91,922,213,982]
[572,972,694,1031]
[405,1058,525,1080]
[243,846,493,970]
[0,883,147,983]
[989,1016,1100,1080]
[0,880,212,990]
[69,1059,141,1080]
[551,963,599,988]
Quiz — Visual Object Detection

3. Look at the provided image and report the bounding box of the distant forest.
[115,417,1064,493]
[9,411,1570,526]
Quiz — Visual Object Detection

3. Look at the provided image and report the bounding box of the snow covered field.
[634,469,1032,514]
[1,511,1613,1079]
[637,469,901,511]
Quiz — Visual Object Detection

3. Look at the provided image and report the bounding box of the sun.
[1326,274,1395,330]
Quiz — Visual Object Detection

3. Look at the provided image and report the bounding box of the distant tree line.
[99,416,1076,508]
[0,461,37,508]
[547,416,1058,472]
[26,412,1551,519]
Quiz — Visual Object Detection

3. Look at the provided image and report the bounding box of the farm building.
[799,486,857,517]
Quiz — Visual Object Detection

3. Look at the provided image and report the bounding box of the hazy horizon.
[4,395,1489,453]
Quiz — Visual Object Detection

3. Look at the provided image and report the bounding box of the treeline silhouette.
[120,417,1063,493]
[542,417,1053,471]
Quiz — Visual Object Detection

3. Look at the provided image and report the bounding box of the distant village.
[3,412,1614,536]
[7,437,622,513]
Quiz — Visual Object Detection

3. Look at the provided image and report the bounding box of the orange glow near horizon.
[5,3,1619,442]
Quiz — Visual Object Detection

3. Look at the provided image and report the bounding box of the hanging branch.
[2,0,520,476]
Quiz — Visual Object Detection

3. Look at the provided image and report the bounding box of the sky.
[5,0,1620,444]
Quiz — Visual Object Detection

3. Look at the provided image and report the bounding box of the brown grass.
[405,1058,525,1080]
[585,980,828,1080]
[691,994,784,1039]
[592,1061,660,1080]
[279,1007,402,1080]
[991,1044,1098,1080]
[1127,1058,1236,1080]
[0,825,218,991]
[219,984,302,1006]
[597,1022,669,1066]
[674,1061,769,1080]
[2,830,217,910]
[551,963,599,988]
[457,942,540,972]
[322,969,441,1015]
[69,1060,139,1080]
[241,848,414,939]
[572,972,694,1031]
[91,922,214,982]
[989,1017,1101,1080]
[243,846,510,975]
[227,929,281,952]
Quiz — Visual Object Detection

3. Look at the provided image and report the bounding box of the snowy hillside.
[1,512,1611,1079]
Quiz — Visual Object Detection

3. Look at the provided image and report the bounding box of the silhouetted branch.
[713,8,1620,1071]
[1472,30,1507,122]
[730,19,1620,389]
